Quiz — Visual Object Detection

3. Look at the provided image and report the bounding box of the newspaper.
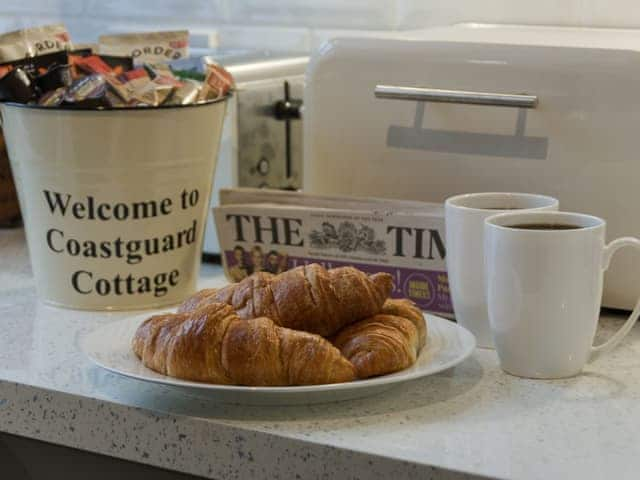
[214,188,452,317]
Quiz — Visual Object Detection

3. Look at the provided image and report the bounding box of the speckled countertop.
[2,228,640,480]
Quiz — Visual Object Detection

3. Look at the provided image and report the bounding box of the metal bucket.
[1,98,228,310]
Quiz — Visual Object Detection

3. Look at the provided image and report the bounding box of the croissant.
[332,299,427,379]
[132,302,356,386]
[177,264,393,337]
[380,298,427,348]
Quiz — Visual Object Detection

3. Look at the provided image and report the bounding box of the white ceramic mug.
[445,193,559,348]
[485,211,640,379]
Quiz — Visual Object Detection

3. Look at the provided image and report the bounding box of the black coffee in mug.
[509,223,583,230]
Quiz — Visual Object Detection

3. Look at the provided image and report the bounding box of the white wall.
[2,0,640,51]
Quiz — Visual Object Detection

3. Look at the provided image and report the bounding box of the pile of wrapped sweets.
[0,24,234,108]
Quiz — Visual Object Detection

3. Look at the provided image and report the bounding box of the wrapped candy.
[38,86,66,107]
[0,68,36,103]
[166,79,200,105]
[0,24,72,64]
[98,30,189,64]
[198,62,235,101]
[0,25,233,108]
[35,63,72,92]
[63,74,108,108]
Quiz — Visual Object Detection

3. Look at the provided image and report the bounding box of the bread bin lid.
[304,26,640,201]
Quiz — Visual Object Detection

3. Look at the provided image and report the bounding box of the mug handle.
[590,237,640,362]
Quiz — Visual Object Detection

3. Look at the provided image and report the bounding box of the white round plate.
[82,312,476,405]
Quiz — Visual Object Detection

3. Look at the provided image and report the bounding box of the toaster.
[303,24,640,310]
[199,50,308,257]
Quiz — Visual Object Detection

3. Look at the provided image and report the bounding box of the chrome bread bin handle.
[374,85,538,109]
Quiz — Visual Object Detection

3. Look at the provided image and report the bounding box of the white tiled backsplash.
[2,0,640,50]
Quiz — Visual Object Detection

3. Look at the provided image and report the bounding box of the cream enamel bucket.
[1,98,227,310]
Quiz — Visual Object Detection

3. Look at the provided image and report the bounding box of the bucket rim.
[0,92,231,112]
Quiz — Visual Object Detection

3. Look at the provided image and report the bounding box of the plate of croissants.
[82,264,475,405]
